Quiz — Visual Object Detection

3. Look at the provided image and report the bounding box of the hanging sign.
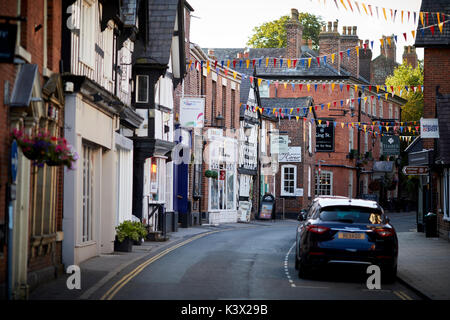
[420,118,439,138]
[278,146,302,163]
[381,135,400,155]
[402,166,429,175]
[316,121,335,152]
[179,97,205,128]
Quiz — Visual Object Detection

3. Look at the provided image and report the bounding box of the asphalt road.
[97,219,421,300]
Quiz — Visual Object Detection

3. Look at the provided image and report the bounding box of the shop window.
[315,171,333,196]
[281,165,296,196]
[209,164,236,211]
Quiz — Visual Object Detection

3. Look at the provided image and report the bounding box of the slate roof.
[134,0,178,65]
[206,47,351,80]
[415,0,450,47]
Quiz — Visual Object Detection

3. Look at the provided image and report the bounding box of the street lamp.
[244,123,252,138]
[215,113,224,128]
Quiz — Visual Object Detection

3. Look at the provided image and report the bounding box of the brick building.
[414,0,450,240]
[0,0,64,299]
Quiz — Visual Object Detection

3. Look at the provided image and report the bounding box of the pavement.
[28,214,450,300]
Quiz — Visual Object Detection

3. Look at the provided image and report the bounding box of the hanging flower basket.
[368,179,381,191]
[11,128,78,170]
[204,170,218,179]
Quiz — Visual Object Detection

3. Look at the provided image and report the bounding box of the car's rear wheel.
[298,260,311,279]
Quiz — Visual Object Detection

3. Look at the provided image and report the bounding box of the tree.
[385,61,424,122]
[246,13,324,50]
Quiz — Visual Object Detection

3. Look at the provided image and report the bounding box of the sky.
[187,0,424,63]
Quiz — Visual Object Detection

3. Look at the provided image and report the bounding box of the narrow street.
[94,217,420,300]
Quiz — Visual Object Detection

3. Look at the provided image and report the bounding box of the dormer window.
[136,75,149,103]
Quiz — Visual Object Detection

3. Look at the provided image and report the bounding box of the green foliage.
[385,61,424,122]
[247,13,324,50]
[115,220,148,242]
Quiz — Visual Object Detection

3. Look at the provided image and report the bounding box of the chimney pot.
[333,21,338,32]
[291,8,299,21]
[353,26,357,36]
[328,21,332,32]
[342,26,346,35]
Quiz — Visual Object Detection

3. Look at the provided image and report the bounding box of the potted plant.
[114,220,148,252]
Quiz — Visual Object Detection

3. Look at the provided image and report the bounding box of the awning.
[9,64,39,108]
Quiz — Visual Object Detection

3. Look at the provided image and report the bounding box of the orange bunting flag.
[382,8,387,21]
[258,78,262,86]
[347,0,353,11]
[420,12,424,26]
[340,0,347,10]
[265,57,269,67]
[307,84,311,91]
[385,93,389,100]
[233,71,237,79]
[411,30,416,39]
[284,82,287,89]
[331,83,335,91]
[401,10,404,23]
[296,116,299,122]
[386,126,389,132]
[362,3,368,15]
[287,59,291,68]
[308,58,312,68]
[327,103,331,110]
[355,46,359,57]
[318,120,322,125]
[376,85,380,93]
[341,122,345,128]
[246,59,250,69]
[354,84,358,92]
[380,38,384,48]
[331,53,335,64]
[439,22,444,33]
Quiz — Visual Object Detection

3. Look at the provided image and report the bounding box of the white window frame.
[348,170,353,198]
[372,99,377,117]
[82,143,95,243]
[308,122,312,154]
[281,165,297,196]
[308,165,312,198]
[136,75,149,103]
[349,126,354,152]
[79,0,96,68]
[103,23,114,80]
[315,170,333,196]
[444,169,450,221]
[364,131,368,153]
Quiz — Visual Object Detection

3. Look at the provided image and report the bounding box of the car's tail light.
[373,227,394,237]
[306,225,330,234]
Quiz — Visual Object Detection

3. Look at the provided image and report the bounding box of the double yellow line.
[394,290,413,300]
[100,230,220,300]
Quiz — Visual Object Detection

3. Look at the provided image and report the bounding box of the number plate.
[338,232,365,240]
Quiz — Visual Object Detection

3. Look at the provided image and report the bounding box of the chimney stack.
[340,25,359,78]
[402,45,418,68]
[285,8,303,59]
[319,20,340,72]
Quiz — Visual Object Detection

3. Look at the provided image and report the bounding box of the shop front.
[206,129,238,224]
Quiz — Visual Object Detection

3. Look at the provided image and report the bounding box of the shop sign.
[381,136,400,155]
[279,146,302,163]
[270,134,289,154]
[179,97,205,128]
[420,118,439,139]
[316,121,334,152]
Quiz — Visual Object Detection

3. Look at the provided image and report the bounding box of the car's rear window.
[319,206,383,224]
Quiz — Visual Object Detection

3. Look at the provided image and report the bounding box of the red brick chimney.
[285,8,303,59]
[402,45,418,68]
[319,20,340,72]
[340,26,360,78]
[380,35,396,62]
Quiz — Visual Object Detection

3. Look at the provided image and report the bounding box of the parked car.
[295,197,398,282]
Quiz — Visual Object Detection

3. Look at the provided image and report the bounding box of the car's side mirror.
[384,216,390,224]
